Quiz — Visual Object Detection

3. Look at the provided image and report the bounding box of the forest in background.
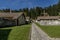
[0,0,60,19]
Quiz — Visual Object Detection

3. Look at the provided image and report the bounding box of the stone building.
[0,12,26,26]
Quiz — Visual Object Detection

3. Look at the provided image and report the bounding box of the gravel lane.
[31,23,51,40]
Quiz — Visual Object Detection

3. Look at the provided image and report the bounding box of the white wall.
[37,20,60,25]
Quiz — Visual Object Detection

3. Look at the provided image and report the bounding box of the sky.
[0,0,59,10]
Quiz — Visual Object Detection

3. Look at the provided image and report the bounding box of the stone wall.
[18,15,26,25]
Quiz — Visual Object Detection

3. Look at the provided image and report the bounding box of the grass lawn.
[35,22,60,38]
[0,24,31,40]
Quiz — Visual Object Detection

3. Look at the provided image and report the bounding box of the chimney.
[43,10,49,16]
[10,9,12,14]
[43,10,46,16]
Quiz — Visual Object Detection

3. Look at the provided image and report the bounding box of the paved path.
[31,23,51,40]
[31,23,60,40]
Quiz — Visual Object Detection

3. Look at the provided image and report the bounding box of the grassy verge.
[0,24,31,40]
[35,22,60,38]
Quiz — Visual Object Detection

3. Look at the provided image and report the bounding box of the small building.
[37,11,60,25]
[0,12,26,26]
[37,16,60,25]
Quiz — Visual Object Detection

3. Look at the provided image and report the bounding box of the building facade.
[0,12,26,26]
[37,16,60,25]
